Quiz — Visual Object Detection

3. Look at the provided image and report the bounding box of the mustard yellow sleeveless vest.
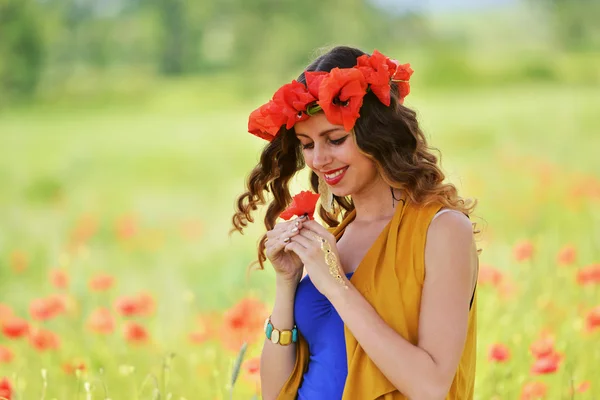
[277,199,477,399]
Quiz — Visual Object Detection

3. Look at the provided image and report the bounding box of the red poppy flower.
[530,350,562,375]
[272,80,316,129]
[318,68,368,132]
[123,321,149,344]
[576,264,600,286]
[89,273,116,291]
[488,343,510,362]
[514,240,534,262]
[50,268,70,290]
[0,346,13,364]
[478,264,504,287]
[29,297,64,321]
[220,297,267,352]
[29,328,61,352]
[520,381,547,400]
[556,245,576,265]
[356,49,398,106]
[305,71,328,99]
[573,381,591,394]
[0,377,12,400]
[63,359,87,375]
[248,101,287,141]
[242,356,261,393]
[87,307,115,335]
[584,305,600,332]
[389,62,413,102]
[1,316,29,339]
[136,291,155,316]
[279,191,321,221]
[529,333,555,358]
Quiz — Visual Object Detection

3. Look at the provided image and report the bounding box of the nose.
[311,143,332,171]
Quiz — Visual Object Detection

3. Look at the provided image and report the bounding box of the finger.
[284,241,307,258]
[299,220,332,239]
[290,232,316,249]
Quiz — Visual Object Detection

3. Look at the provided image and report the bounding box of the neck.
[350,177,400,223]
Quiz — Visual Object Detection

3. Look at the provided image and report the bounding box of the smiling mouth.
[323,166,348,185]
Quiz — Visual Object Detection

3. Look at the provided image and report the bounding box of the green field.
[1,81,599,399]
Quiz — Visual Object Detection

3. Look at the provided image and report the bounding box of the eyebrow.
[295,128,342,138]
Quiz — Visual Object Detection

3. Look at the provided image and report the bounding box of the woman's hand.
[283,219,351,297]
[265,215,307,285]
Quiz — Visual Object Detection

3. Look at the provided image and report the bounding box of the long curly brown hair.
[230,46,478,271]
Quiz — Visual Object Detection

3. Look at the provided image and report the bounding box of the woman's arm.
[260,276,299,400]
[328,211,478,400]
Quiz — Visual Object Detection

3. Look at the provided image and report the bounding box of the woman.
[231,46,479,400]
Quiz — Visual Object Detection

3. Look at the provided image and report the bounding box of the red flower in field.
[513,240,534,262]
[571,381,591,394]
[89,273,115,292]
[478,264,504,287]
[1,316,29,339]
[530,351,562,375]
[123,321,149,344]
[29,296,64,321]
[86,307,115,335]
[576,264,600,286]
[0,346,13,364]
[220,297,268,352]
[50,268,70,290]
[279,191,321,221]
[0,304,13,323]
[584,305,600,333]
[136,291,155,316]
[189,314,217,345]
[9,250,28,273]
[488,343,510,362]
[62,359,87,375]
[242,356,261,392]
[556,245,576,266]
[529,332,555,358]
[69,213,97,249]
[0,377,12,400]
[29,328,60,352]
[114,292,155,317]
[116,213,138,240]
[520,381,547,400]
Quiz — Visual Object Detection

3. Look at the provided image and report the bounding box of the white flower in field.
[118,364,135,376]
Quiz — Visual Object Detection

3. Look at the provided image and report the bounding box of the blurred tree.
[529,0,600,50]
[0,0,44,101]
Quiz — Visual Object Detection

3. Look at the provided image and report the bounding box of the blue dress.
[294,272,354,399]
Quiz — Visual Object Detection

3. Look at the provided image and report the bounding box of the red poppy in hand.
[280,191,321,221]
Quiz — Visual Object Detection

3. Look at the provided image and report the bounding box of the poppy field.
[0,82,599,399]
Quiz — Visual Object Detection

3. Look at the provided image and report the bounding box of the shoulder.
[424,208,477,277]
[428,208,472,239]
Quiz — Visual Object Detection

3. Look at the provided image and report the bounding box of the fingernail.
[299,215,307,219]
[294,221,300,227]
[283,237,290,243]
[291,227,298,233]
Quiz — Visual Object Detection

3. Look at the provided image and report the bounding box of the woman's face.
[294,113,379,197]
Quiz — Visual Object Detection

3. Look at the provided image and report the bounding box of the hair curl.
[230,45,479,271]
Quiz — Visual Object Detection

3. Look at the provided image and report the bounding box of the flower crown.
[248,50,413,142]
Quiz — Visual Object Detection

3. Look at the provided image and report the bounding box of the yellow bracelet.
[264,316,298,346]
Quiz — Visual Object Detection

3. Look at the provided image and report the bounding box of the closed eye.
[301,136,348,150]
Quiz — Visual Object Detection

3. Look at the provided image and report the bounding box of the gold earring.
[318,177,334,213]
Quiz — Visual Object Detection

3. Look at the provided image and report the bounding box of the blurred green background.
[1,0,600,398]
